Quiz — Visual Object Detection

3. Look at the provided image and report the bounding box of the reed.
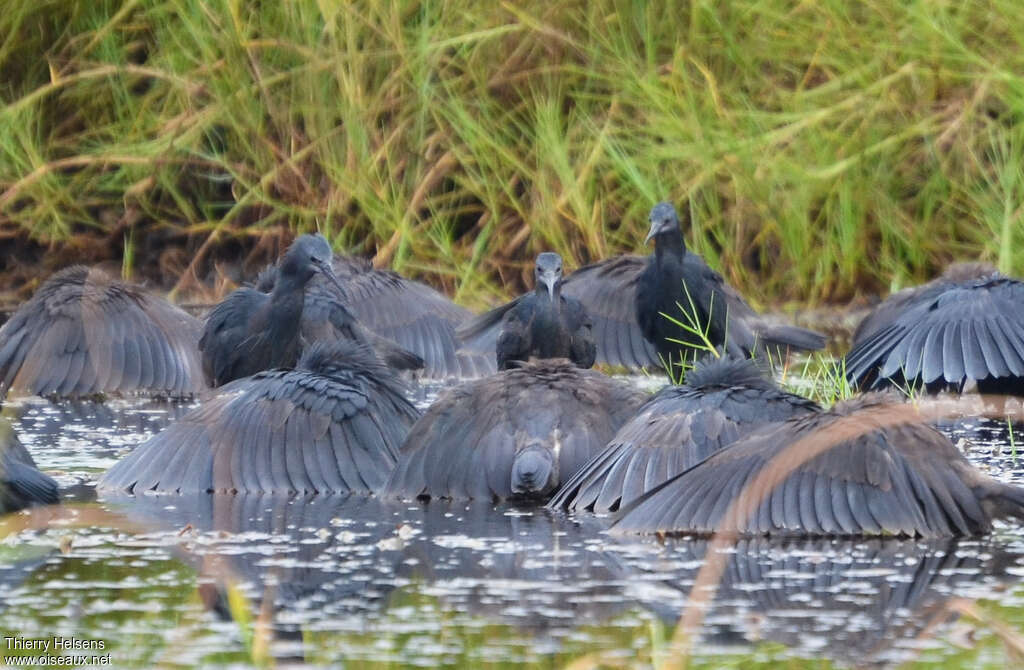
[2,0,1023,308]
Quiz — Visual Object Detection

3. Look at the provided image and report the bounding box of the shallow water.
[2,385,1024,668]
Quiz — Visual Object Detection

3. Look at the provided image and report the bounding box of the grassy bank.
[2,0,1023,305]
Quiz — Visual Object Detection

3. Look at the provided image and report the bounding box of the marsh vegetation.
[2,1,1022,305]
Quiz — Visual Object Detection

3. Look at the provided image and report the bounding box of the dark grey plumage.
[851,263,999,344]
[98,341,420,495]
[558,255,662,370]
[458,253,598,372]
[845,265,1024,394]
[548,356,820,513]
[1,421,59,513]
[259,254,491,378]
[384,360,645,502]
[289,272,424,373]
[497,253,596,370]
[459,255,660,371]
[331,256,493,378]
[0,266,205,398]
[636,202,826,374]
[200,234,377,387]
[612,395,1024,537]
[458,253,596,370]
[457,205,825,374]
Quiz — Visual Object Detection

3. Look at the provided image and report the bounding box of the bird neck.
[266,276,307,338]
[535,285,562,306]
[270,271,310,300]
[654,231,685,265]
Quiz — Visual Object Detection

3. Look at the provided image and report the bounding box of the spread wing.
[1,266,205,398]
[1,459,60,511]
[327,260,493,378]
[99,367,419,495]
[455,295,522,367]
[612,405,995,538]
[845,278,1024,389]
[385,362,645,502]
[549,373,818,514]
[301,280,423,371]
[384,383,513,501]
[260,256,483,377]
[1,429,59,512]
[852,265,1002,345]
[851,284,941,345]
[560,256,660,370]
[678,255,825,355]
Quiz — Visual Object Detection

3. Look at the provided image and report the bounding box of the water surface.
[2,386,1024,668]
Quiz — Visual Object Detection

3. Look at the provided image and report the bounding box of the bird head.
[534,252,564,298]
[280,233,346,294]
[644,201,681,245]
[510,441,559,498]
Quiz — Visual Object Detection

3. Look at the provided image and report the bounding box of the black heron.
[458,252,596,370]
[200,233,421,387]
[256,253,491,381]
[611,394,1024,537]
[456,204,825,376]
[844,263,1024,394]
[0,266,205,398]
[548,356,819,514]
[383,360,645,502]
[635,202,826,374]
[99,341,420,495]
[258,254,494,378]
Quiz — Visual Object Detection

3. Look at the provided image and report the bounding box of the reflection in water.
[392,503,629,632]
[629,536,1021,666]
[100,494,628,633]
[96,489,1024,667]
[101,493,403,621]
[4,396,193,481]
[940,416,1024,454]
[0,546,53,614]
[0,397,1023,667]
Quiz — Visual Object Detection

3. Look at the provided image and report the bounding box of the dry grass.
[2,1,1023,307]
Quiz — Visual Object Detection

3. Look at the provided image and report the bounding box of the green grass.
[774,354,856,406]
[2,0,1024,306]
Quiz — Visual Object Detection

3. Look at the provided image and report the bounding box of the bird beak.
[644,224,658,245]
[540,271,559,297]
[311,257,347,296]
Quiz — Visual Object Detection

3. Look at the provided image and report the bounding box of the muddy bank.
[0,231,874,348]
[0,228,300,305]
